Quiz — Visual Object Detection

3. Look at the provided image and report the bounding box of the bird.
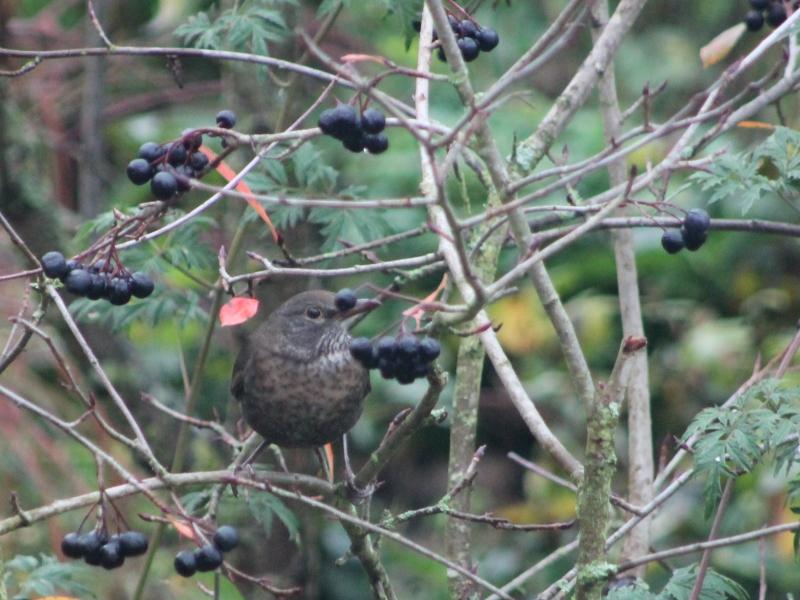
[230,290,379,449]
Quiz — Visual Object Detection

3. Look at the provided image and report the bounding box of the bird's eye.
[306,307,321,319]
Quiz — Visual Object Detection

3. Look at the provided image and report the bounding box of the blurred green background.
[1,0,800,598]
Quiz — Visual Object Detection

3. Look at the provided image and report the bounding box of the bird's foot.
[341,433,380,504]
[343,472,380,505]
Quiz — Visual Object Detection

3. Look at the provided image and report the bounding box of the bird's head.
[270,290,379,358]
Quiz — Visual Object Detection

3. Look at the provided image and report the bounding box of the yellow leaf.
[700,23,746,67]
[486,287,555,355]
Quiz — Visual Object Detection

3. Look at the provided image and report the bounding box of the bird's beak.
[340,298,380,327]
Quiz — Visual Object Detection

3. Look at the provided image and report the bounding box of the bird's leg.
[314,446,333,482]
[270,445,290,473]
[342,434,376,504]
[238,439,270,472]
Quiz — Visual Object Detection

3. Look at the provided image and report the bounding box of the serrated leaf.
[247,492,299,541]
[658,565,748,600]
[6,555,93,600]
[309,207,391,251]
[265,205,306,230]
[292,144,337,191]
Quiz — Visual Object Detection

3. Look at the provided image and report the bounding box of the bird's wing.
[230,343,249,400]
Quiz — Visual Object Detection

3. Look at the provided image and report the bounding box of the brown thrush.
[231,290,378,448]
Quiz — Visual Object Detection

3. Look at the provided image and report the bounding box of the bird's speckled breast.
[239,344,370,447]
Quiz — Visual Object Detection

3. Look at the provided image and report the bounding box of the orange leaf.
[403,274,448,329]
[341,53,383,64]
[169,518,197,542]
[738,121,776,130]
[199,146,280,243]
[220,297,260,326]
[324,443,334,484]
[700,23,745,68]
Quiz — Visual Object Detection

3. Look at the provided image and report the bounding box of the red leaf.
[220,297,259,326]
[200,146,280,243]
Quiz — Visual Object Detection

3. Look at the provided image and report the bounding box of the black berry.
[397,336,419,359]
[378,359,398,380]
[182,131,203,152]
[475,27,500,52]
[65,269,93,295]
[680,225,707,252]
[458,37,480,62]
[661,230,685,254]
[318,105,360,141]
[334,288,358,312]
[127,158,153,185]
[342,134,366,153]
[216,110,237,129]
[107,277,132,306]
[361,108,386,134]
[86,273,108,301]
[411,360,431,378]
[167,143,187,167]
[174,550,197,577]
[418,338,441,362]
[118,531,149,557]
[130,272,155,299]
[213,526,240,553]
[447,14,461,35]
[750,0,770,9]
[42,251,69,280]
[79,531,107,566]
[350,337,374,367]
[744,9,764,31]
[138,142,165,162]
[151,171,178,199]
[460,20,479,39]
[766,3,787,27]
[174,165,195,192]
[684,208,710,235]
[396,370,416,385]
[100,541,125,570]
[437,46,447,63]
[194,545,224,572]
[190,152,210,172]
[364,133,389,155]
[61,532,84,558]
[376,337,399,360]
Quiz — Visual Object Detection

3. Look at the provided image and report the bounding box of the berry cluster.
[41,251,154,306]
[414,14,499,63]
[318,105,389,154]
[350,335,441,385]
[661,209,711,254]
[174,525,240,578]
[126,110,236,200]
[61,529,148,570]
[744,0,796,31]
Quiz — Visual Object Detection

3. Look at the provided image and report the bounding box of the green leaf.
[657,565,748,600]
[6,554,93,600]
[317,0,349,19]
[180,490,212,514]
[606,581,657,600]
[309,207,391,251]
[292,144,337,191]
[247,491,299,541]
